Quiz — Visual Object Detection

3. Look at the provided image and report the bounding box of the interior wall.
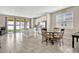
[34,15,47,27]
[49,7,79,38]
[31,18,34,28]
[31,18,36,28]
[47,13,52,31]
[0,15,6,27]
[24,18,31,29]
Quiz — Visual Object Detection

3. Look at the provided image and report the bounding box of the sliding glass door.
[16,21,20,32]
[16,21,24,32]
[20,22,24,31]
[7,16,15,33]
[7,16,30,33]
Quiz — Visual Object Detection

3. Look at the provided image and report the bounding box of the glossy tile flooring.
[0,30,79,53]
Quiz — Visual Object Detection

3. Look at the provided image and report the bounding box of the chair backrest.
[59,29,65,38]
[53,27,59,32]
[61,29,65,34]
[41,28,47,31]
[53,29,65,39]
[41,28,47,34]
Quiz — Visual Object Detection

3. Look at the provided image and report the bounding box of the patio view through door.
[7,16,15,33]
[7,16,30,33]
[16,19,25,32]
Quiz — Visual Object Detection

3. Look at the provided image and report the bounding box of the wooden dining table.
[46,31,61,44]
[46,31,61,41]
[47,31,60,36]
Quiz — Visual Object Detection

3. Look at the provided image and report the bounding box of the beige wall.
[31,18,34,28]
[33,7,79,38]
[0,15,5,27]
[47,13,53,31]
[31,18,36,28]
[48,7,79,37]
[34,15,47,26]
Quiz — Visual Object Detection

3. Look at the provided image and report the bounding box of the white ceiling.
[0,6,69,18]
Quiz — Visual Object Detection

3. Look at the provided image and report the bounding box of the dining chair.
[60,29,65,44]
[41,28,47,43]
[53,29,65,46]
[53,27,59,32]
[44,32,54,45]
[41,31,54,45]
[41,30,46,43]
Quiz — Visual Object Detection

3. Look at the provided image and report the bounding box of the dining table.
[45,31,61,43]
[0,36,1,48]
[72,32,79,48]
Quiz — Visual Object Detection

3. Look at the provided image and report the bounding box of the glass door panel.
[16,21,20,32]
[7,17,26,33]
[15,21,24,32]
[20,22,24,30]
[7,21,14,33]
[27,22,30,29]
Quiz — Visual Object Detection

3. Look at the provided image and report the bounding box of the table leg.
[76,37,78,42]
[0,41,1,48]
[72,36,74,48]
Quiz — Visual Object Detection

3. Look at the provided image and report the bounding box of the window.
[40,22,46,28]
[7,21,14,25]
[16,22,20,26]
[27,22,30,28]
[56,12,73,29]
[20,22,24,29]
[16,21,24,32]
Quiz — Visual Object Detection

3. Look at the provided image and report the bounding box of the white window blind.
[56,12,73,29]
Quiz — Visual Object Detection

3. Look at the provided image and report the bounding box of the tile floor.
[0,29,79,53]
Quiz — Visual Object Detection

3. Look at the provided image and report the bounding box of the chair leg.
[51,39,54,45]
[41,38,43,43]
[0,46,1,48]
[46,39,49,46]
[42,37,46,43]
[58,39,64,46]
[0,41,1,48]
[59,40,61,46]
[57,40,61,46]
[61,39,64,46]
[41,36,44,43]
[56,39,61,46]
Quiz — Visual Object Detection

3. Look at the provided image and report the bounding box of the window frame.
[56,12,73,29]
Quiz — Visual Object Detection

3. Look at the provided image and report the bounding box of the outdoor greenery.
[7,29,24,32]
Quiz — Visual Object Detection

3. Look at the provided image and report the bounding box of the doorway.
[7,16,25,33]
